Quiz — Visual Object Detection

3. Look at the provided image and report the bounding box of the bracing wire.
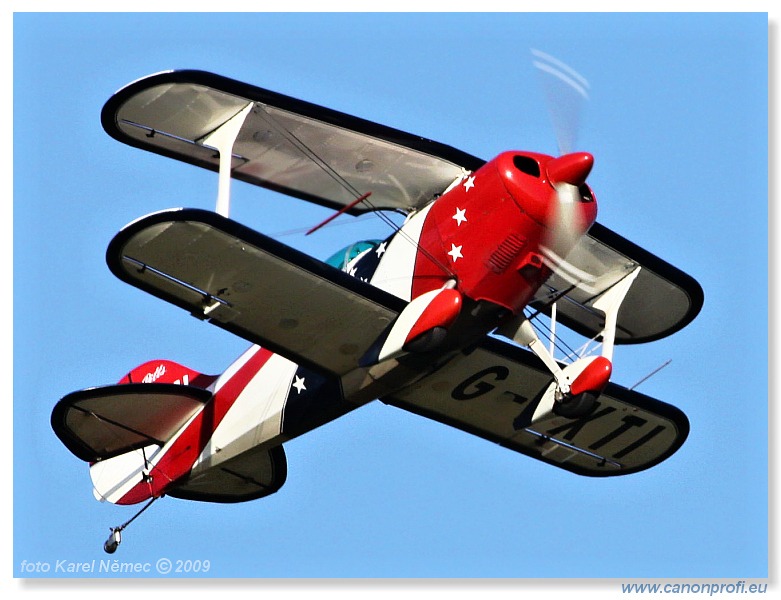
[525,309,581,362]
[254,104,457,280]
[84,409,174,489]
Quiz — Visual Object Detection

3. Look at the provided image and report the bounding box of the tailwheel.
[102,496,158,554]
[554,391,598,419]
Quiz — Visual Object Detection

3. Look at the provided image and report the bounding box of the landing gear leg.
[497,317,600,419]
[498,317,575,399]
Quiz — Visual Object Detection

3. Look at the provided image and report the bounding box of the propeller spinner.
[545,151,595,257]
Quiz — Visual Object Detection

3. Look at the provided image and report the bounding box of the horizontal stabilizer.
[51,383,211,462]
[168,445,287,503]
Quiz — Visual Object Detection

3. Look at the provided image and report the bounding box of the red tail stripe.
[117,347,274,504]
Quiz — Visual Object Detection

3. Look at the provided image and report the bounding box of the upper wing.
[385,337,689,477]
[102,71,702,344]
[101,70,483,215]
[106,208,406,376]
[533,223,704,344]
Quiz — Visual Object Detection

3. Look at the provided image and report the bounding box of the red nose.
[546,152,594,186]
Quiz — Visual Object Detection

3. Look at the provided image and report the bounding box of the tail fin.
[118,359,216,388]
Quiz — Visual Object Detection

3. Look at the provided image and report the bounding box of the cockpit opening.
[325,240,383,270]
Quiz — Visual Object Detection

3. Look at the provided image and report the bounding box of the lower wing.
[106,208,405,377]
[385,337,689,477]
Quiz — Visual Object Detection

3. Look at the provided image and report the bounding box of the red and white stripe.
[90,346,300,505]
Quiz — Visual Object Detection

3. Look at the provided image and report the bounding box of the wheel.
[553,391,598,419]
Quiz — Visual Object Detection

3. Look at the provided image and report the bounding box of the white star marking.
[463,175,476,192]
[447,243,464,262]
[292,375,307,394]
[376,241,387,258]
[452,207,467,226]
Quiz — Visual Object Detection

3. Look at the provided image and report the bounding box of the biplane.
[51,68,703,553]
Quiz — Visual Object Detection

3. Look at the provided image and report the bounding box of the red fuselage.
[411,151,597,314]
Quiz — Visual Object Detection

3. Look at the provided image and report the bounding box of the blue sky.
[12,12,768,583]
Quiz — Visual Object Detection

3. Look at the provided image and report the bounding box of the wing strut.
[200,102,254,218]
[592,266,641,361]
